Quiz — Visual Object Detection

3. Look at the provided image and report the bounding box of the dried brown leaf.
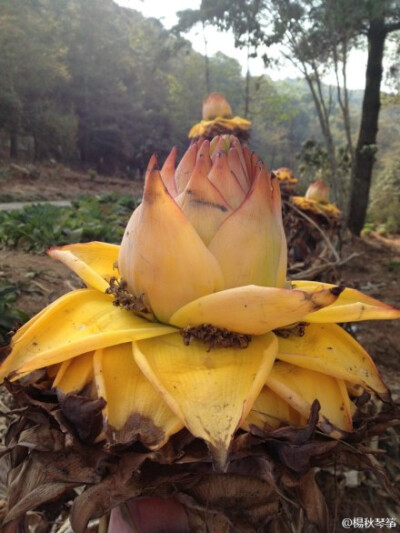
[70,453,150,533]
[284,470,330,531]
[4,445,106,527]
[58,393,106,444]
[17,425,65,452]
[186,507,231,533]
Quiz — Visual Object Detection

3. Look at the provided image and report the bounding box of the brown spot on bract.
[330,286,344,297]
[107,412,165,448]
[190,196,229,213]
[275,322,307,338]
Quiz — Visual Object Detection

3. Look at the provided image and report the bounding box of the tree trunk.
[202,22,211,93]
[33,136,40,161]
[243,40,252,118]
[10,131,19,159]
[303,70,342,206]
[244,67,250,118]
[347,19,386,235]
[325,128,341,206]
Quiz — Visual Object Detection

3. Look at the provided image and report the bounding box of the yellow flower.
[274,167,299,186]
[292,179,342,219]
[273,166,299,196]
[1,137,399,470]
[188,93,251,140]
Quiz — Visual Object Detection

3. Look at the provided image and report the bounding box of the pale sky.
[115,0,368,90]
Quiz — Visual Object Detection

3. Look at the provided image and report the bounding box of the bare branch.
[283,200,341,262]
[385,21,400,34]
[289,252,360,280]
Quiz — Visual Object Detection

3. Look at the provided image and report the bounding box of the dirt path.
[0,200,72,211]
[0,249,81,308]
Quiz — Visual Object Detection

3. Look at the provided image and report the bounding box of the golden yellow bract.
[1,137,399,467]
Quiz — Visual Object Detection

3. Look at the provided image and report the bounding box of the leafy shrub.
[368,158,400,234]
[0,168,11,181]
[0,283,29,346]
[0,193,138,253]
[296,139,351,194]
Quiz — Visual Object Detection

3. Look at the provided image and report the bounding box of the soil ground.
[335,232,400,400]
[0,161,143,202]
[0,163,399,531]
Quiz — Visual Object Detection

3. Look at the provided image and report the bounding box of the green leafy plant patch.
[0,194,138,253]
[0,283,29,346]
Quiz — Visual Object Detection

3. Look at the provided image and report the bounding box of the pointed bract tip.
[256,160,265,174]
[147,153,158,170]
[209,442,230,473]
[143,166,169,202]
[193,150,209,172]
[197,138,211,158]
[198,137,210,148]
[47,246,59,257]
[144,155,159,188]
[166,145,178,160]
[270,175,283,212]
[161,146,178,173]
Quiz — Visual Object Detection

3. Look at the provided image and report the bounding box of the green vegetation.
[368,157,400,234]
[0,282,29,346]
[0,0,367,175]
[0,194,138,253]
[0,0,399,233]
[177,1,400,234]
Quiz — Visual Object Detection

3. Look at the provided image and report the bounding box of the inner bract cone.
[1,136,399,533]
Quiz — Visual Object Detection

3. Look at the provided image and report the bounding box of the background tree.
[348,1,400,235]
[368,156,400,233]
[176,0,400,234]
[0,0,399,239]
[0,0,72,158]
[176,0,355,206]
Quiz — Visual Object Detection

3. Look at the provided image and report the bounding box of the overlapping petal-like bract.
[1,136,399,468]
[119,136,288,322]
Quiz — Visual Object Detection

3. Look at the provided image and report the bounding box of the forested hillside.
[1,0,399,229]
